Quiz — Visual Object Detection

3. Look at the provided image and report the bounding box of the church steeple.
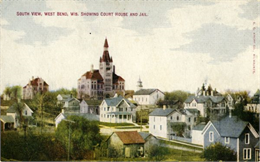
[137,77,143,91]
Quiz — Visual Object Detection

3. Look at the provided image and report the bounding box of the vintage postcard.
[0,0,259,161]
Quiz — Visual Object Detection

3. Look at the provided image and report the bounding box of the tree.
[3,87,12,100]
[170,122,187,136]
[148,144,169,161]
[202,142,236,161]
[10,86,22,101]
[55,116,102,160]
[12,101,25,127]
[164,90,192,103]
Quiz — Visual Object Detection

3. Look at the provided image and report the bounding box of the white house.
[79,100,101,114]
[191,122,206,145]
[55,109,99,128]
[149,107,198,139]
[99,96,137,123]
[133,89,165,105]
[244,89,260,117]
[4,103,33,128]
[57,94,71,106]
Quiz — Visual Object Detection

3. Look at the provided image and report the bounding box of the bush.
[1,131,66,161]
[202,142,236,161]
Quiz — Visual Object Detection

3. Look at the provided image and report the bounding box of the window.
[24,110,27,115]
[209,131,214,142]
[119,108,123,111]
[107,107,110,111]
[160,125,162,130]
[194,117,197,122]
[188,117,191,122]
[170,116,173,120]
[243,148,251,160]
[245,133,250,144]
[104,107,106,111]
[225,137,230,144]
[177,116,179,121]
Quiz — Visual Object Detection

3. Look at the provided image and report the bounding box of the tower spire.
[104,37,109,50]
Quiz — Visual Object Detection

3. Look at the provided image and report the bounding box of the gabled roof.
[149,108,175,116]
[6,103,33,114]
[211,116,248,137]
[26,77,49,87]
[55,112,99,121]
[104,96,135,107]
[0,115,14,123]
[81,70,104,83]
[114,131,145,144]
[134,89,164,95]
[185,108,199,115]
[202,116,259,138]
[82,100,102,106]
[184,95,225,104]
[138,132,155,140]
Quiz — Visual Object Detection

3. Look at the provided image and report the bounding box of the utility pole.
[63,119,75,161]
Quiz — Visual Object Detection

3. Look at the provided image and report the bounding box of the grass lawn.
[165,147,204,161]
[99,122,135,127]
[160,140,203,151]
[115,126,142,129]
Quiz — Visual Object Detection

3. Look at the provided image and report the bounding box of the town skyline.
[1,0,259,96]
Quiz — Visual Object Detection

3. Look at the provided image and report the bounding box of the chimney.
[163,105,166,110]
[113,65,115,73]
[91,64,94,73]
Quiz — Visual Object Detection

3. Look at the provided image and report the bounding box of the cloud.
[1,1,72,45]
[239,0,260,20]
[171,23,258,63]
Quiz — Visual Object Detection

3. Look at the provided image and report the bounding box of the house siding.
[149,116,168,139]
[238,127,258,161]
[203,125,221,148]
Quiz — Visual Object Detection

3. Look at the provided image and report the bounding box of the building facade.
[77,38,125,100]
[201,115,259,161]
[133,89,165,105]
[184,84,227,117]
[149,107,198,139]
[23,77,49,99]
[244,89,260,117]
[99,96,137,123]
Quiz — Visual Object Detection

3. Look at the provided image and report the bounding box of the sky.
[0,0,259,96]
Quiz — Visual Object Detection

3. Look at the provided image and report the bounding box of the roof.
[115,131,145,144]
[211,116,249,138]
[149,108,175,116]
[7,103,33,114]
[104,38,109,48]
[113,72,125,84]
[81,70,104,83]
[63,112,99,121]
[66,97,80,103]
[134,89,163,95]
[184,95,225,104]
[138,132,152,140]
[0,115,14,123]
[83,100,102,106]
[192,122,206,131]
[104,96,135,107]
[27,77,49,87]
[185,108,199,115]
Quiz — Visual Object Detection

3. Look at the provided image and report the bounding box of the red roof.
[82,70,104,83]
[24,77,48,87]
[100,51,113,62]
[115,131,145,144]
